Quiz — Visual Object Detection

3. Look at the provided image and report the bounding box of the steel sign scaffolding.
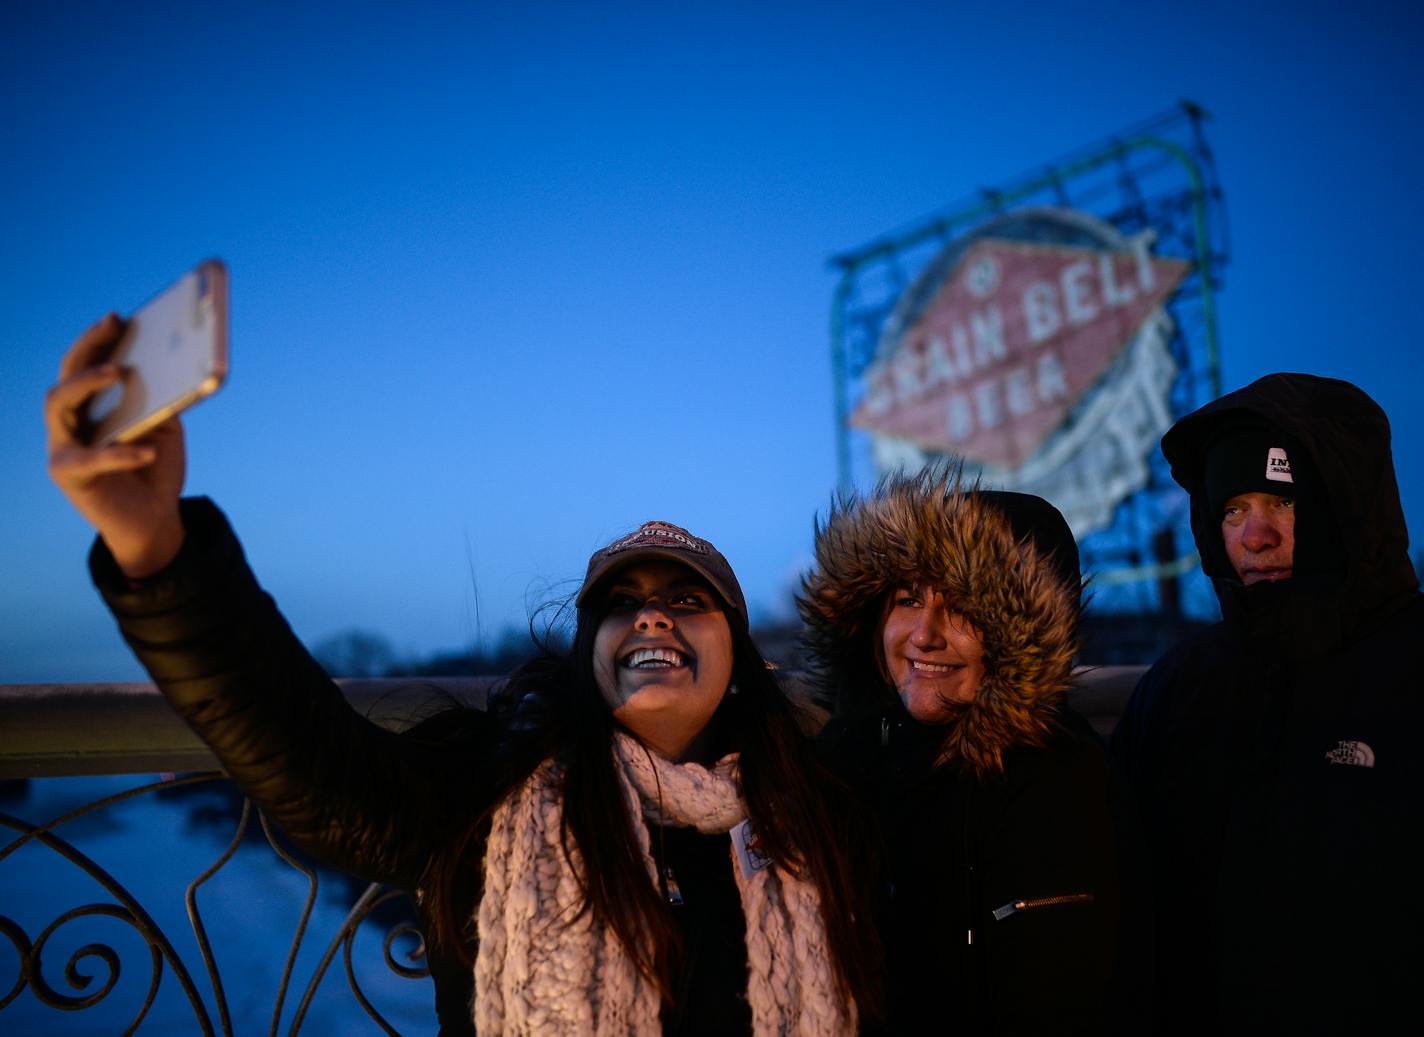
[829,101,1230,622]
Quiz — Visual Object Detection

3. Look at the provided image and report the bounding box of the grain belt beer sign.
[852,208,1191,536]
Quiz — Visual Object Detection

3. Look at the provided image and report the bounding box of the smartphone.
[88,258,229,445]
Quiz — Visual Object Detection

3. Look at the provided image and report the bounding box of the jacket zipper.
[992,892,1095,921]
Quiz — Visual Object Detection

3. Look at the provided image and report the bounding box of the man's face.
[1221,491,1295,584]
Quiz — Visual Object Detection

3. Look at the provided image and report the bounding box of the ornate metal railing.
[0,669,1141,1033]
[0,678,492,1035]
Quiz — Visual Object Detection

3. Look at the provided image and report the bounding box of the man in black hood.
[1111,373,1423,1033]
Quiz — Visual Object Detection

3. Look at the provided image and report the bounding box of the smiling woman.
[590,560,735,762]
[44,316,881,1035]
[800,467,1120,1033]
[879,584,987,720]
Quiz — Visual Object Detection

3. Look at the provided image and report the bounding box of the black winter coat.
[799,473,1120,1035]
[1111,373,1424,1033]
[822,702,1117,1035]
[90,498,752,1036]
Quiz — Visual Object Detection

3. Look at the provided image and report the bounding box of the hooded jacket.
[1111,373,1424,1033]
[801,469,1118,1035]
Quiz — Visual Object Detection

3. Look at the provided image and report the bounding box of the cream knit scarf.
[473,730,855,1035]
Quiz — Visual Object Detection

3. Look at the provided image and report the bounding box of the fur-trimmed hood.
[798,468,1080,777]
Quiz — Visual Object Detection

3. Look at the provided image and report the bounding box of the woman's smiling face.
[592,560,734,762]
[880,584,986,723]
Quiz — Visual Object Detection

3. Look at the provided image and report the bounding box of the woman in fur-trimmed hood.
[801,467,1081,776]
[801,467,1120,1035]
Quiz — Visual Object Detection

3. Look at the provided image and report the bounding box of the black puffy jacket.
[91,498,753,1035]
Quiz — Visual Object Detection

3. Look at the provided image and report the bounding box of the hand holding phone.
[45,260,230,577]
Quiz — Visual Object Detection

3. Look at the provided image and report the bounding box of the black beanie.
[1203,424,1309,519]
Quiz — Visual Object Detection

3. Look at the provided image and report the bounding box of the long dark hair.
[421,582,883,1015]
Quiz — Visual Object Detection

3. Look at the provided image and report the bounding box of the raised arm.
[48,316,498,891]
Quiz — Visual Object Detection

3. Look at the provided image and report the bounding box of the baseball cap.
[576,520,748,623]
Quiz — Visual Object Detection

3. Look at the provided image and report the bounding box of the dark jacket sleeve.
[90,497,500,891]
[1106,650,1204,1035]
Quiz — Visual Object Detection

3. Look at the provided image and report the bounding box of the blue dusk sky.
[3,1,1421,682]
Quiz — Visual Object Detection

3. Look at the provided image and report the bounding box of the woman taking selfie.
[46,314,877,1036]
[799,468,1118,1035]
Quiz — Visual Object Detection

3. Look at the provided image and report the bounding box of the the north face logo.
[1325,740,1374,768]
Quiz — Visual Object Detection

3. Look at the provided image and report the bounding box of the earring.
[727,682,740,696]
